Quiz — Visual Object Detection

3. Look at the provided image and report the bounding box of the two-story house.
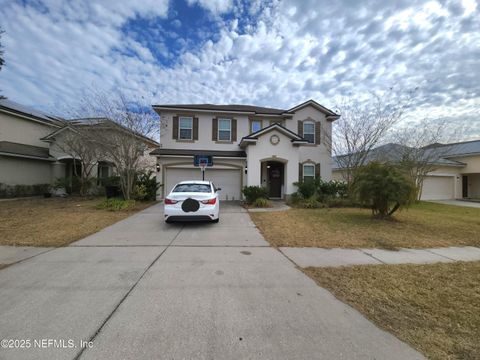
[150,100,340,200]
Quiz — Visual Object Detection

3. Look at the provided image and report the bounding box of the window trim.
[303,121,315,144]
[303,163,315,181]
[178,116,193,140]
[217,118,232,142]
[251,119,262,133]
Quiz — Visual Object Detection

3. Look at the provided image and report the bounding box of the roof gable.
[239,123,308,147]
[288,99,340,119]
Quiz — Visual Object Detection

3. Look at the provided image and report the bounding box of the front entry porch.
[261,160,285,198]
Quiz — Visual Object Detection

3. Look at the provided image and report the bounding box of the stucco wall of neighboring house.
[0,112,55,148]
[451,154,480,174]
[246,129,299,195]
[332,169,345,181]
[0,156,52,185]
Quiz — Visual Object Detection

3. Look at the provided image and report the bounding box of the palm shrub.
[253,197,270,208]
[242,186,268,204]
[134,171,160,201]
[351,162,416,218]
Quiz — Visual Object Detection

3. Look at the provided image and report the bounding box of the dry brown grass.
[250,202,480,249]
[304,262,480,360]
[0,197,152,247]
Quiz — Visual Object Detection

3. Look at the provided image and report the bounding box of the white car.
[164,180,220,223]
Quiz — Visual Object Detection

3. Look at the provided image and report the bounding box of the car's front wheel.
[212,218,219,223]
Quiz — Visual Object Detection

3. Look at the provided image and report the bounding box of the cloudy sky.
[0,0,479,136]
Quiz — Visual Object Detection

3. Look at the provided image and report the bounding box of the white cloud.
[186,0,234,15]
[0,0,479,137]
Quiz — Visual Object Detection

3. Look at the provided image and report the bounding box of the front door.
[462,175,468,198]
[268,162,283,198]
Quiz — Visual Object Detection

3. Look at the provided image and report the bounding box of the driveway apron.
[0,202,424,359]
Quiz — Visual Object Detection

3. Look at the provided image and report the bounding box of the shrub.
[98,176,121,187]
[54,176,81,194]
[96,198,136,211]
[293,180,316,199]
[134,171,160,201]
[302,196,323,209]
[325,197,360,208]
[253,197,270,208]
[0,183,51,198]
[352,162,416,218]
[242,186,268,204]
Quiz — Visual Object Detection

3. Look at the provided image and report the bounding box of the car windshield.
[172,183,212,193]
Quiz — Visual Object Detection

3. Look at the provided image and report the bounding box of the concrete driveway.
[0,202,423,360]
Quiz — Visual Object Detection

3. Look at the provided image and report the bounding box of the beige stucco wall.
[245,129,299,195]
[156,103,334,194]
[287,106,333,180]
[0,111,57,148]
[0,156,53,185]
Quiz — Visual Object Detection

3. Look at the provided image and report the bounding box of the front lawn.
[304,262,480,360]
[0,197,153,247]
[250,202,480,249]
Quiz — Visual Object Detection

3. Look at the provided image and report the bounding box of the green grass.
[250,201,480,249]
[304,262,480,360]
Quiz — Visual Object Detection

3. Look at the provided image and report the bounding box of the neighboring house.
[332,141,480,200]
[0,99,63,187]
[0,100,158,195]
[150,100,340,200]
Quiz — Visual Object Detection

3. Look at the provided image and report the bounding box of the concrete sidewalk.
[280,246,480,268]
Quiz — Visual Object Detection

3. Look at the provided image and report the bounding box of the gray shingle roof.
[428,140,480,158]
[333,142,467,169]
[0,99,64,126]
[153,103,290,115]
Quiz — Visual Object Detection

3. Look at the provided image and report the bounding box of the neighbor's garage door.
[165,167,242,200]
[421,176,455,200]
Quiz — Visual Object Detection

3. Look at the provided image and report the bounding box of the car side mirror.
[216,187,222,192]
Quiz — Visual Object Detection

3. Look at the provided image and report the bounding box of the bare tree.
[68,90,161,200]
[52,125,102,196]
[332,89,415,184]
[394,119,463,200]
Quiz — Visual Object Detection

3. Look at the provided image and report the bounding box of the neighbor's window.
[303,121,315,143]
[179,117,193,140]
[303,164,315,182]
[251,120,262,133]
[218,118,232,141]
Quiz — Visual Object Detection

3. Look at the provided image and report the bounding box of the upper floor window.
[303,164,315,182]
[179,117,193,140]
[251,120,262,133]
[218,118,231,141]
[303,121,315,143]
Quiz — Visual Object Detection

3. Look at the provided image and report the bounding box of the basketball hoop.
[193,155,213,181]
[199,159,207,180]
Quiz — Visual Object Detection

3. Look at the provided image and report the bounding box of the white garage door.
[165,167,242,200]
[421,176,455,200]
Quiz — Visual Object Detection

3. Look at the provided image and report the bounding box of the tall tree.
[51,124,103,196]
[66,90,162,200]
[332,88,415,184]
[394,119,464,200]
